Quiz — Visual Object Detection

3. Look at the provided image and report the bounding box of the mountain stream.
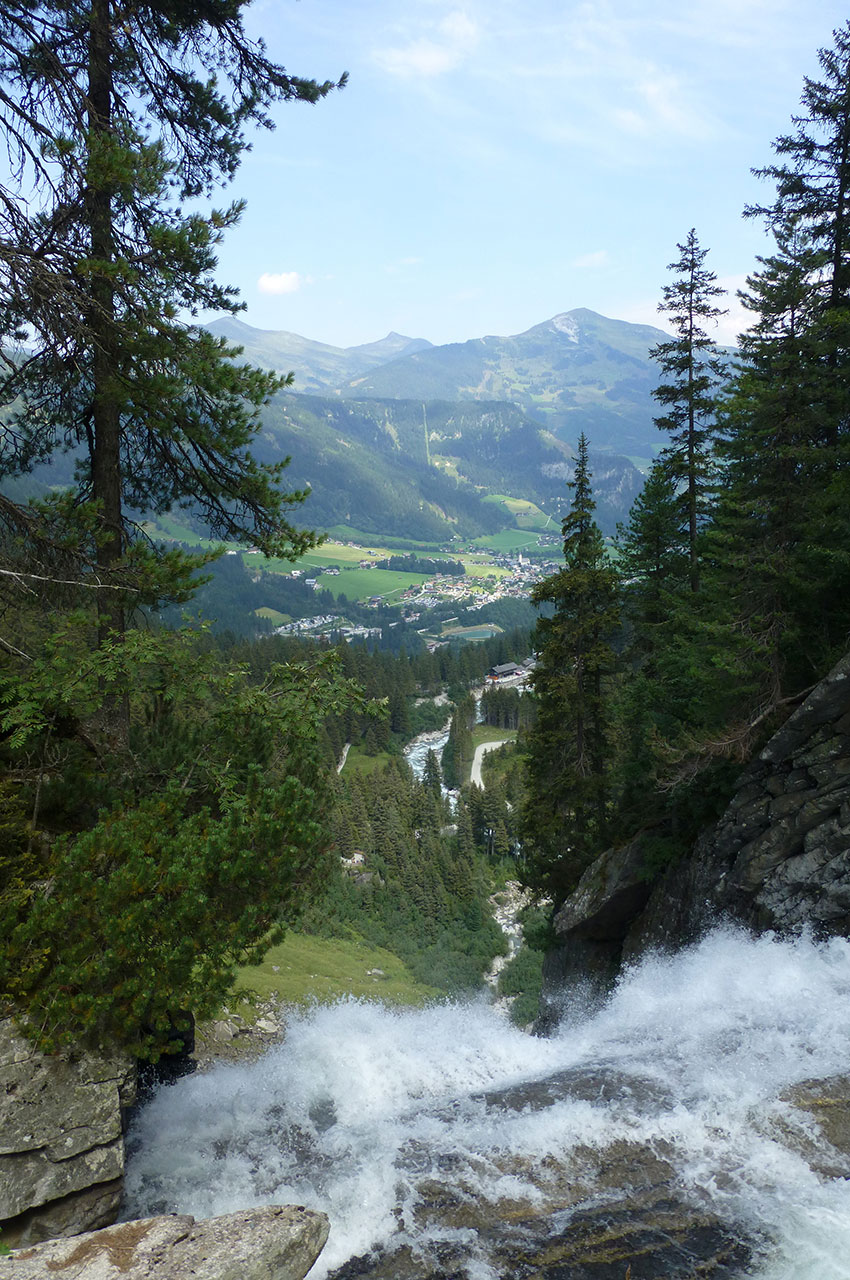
[123,928,850,1278]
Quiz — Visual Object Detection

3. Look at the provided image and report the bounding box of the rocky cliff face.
[0,1020,136,1247]
[542,652,850,1017]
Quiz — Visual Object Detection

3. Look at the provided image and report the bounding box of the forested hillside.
[8,387,643,540]
[521,31,850,911]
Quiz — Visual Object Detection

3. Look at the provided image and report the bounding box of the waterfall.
[123,928,850,1279]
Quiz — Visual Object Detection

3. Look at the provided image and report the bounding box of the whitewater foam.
[123,928,850,1278]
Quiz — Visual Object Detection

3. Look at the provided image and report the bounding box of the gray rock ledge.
[4,1204,330,1280]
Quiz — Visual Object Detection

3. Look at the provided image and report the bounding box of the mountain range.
[208,307,673,460]
[3,310,668,549]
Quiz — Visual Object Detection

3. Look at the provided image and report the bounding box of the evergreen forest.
[2,3,850,1063]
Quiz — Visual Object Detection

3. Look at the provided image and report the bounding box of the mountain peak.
[549,313,581,343]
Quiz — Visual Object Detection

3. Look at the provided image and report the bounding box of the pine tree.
[0,2,344,666]
[715,21,850,703]
[521,435,620,900]
[616,458,688,662]
[423,749,443,798]
[650,230,727,593]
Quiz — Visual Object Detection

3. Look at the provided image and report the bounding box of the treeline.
[376,554,465,576]
[523,26,850,902]
[480,686,535,730]
[301,760,506,992]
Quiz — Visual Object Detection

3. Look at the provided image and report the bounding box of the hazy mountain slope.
[205,317,432,395]
[249,393,641,538]
[341,309,669,456]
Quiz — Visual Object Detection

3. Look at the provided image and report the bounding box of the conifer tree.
[423,749,443,798]
[715,21,850,706]
[0,1,344,659]
[521,435,619,900]
[616,458,688,663]
[650,230,727,593]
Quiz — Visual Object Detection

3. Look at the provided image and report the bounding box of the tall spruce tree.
[650,229,727,593]
[0,2,344,656]
[521,435,619,901]
[0,3,353,1056]
[714,22,850,708]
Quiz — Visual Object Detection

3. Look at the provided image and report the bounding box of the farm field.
[482,494,552,531]
[471,529,543,552]
[319,567,431,603]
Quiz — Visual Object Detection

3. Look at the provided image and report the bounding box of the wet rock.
[0,1019,135,1246]
[773,1073,850,1179]
[6,1204,329,1279]
[324,1134,755,1280]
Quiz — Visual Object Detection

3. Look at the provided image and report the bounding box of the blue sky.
[210,0,849,350]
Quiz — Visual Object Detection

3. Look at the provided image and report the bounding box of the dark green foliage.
[423,749,443,797]
[650,230,727,594]
[377,555,465,576]
[0,2,344,626]
[441,694,476,789]
[497,945,545,1028]
[521,436,620,898]
[0,622,360,1056]
[480,687,534,730]
[300,760,506,994]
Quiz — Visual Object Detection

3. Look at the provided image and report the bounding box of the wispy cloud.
[374,9,479,79]
[572,250,609,269]
[384,256,424,273]
[257,271,303,295]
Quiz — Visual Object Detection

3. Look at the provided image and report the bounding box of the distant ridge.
[205,317,433,395]
[206,308,673,457]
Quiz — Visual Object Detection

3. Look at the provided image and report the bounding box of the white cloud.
[257,271,302,295]
[572,250,609,269]
[374,9,479,79]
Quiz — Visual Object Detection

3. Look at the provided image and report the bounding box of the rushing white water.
[123,928,850,1278]
[403,725,451,780]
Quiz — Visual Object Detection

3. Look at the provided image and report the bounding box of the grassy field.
[325,525,447,551]
[471,529,543,552]
[321,567,431,602]
[460,555,512,580]
[481,495,552,532]
[341,746,396,775]
[255,607,290,625]
[471,725,518,749]
[233,933,440,1010]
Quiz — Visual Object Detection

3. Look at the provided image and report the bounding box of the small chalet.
[486,661,521,683]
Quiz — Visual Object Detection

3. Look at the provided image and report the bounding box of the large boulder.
[0,1020,136,1246]
[5,1205,330,1280]
[537,836,653,1029]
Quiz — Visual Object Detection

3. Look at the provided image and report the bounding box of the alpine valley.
[202,307,679,541]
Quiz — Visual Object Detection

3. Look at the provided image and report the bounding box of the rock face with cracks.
[540,650,850,1019]
[5,1205,330,1280]
[0,1019,136,1247]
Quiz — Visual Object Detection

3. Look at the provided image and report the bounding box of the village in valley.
[264,535,561,646]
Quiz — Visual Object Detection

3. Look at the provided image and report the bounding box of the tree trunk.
[87,0,129,749]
